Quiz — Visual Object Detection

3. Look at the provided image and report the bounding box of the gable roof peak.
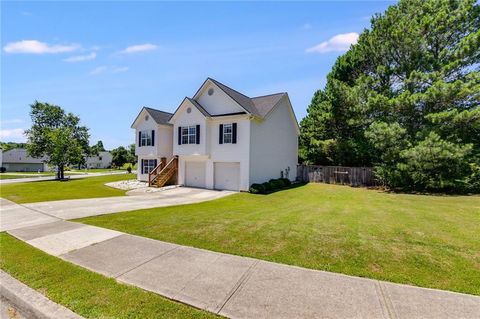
[204,78,260,116]
[131,106,173,128]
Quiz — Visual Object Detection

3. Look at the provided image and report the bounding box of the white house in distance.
[84,151,113,169]
[1,148,49,172]
[131,78,299,191]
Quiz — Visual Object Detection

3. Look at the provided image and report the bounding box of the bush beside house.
[250,178,292,194]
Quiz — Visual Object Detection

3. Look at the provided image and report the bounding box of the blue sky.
[1,1,393,150]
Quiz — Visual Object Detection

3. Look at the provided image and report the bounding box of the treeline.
[300,0,479,193]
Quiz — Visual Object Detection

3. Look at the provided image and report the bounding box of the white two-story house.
[132,78,299,191]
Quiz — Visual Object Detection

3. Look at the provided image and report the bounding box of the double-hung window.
[140,130,153,146]
[142,159,157,174]
[219,123,237,144]
[181,126,197,144]
[223,124,233,144]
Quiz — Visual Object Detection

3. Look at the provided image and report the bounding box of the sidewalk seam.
[215,259,260,314]
[114,246,180,279]
[17,203,61,221]
[375,281,398,319]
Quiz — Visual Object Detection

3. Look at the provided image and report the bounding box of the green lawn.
[0,174,135,203]
[69,168,128,173]
[78,183,480,296]
[0,233,216,318]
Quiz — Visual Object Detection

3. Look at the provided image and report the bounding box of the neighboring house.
[84,151,113,169]
[132,78,299,191]
[1,148,49,172]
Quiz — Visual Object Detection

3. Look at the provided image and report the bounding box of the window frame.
[142,159,157,174]
[181,125,197,145]
[140,130,152,147]
[223,123,233,144]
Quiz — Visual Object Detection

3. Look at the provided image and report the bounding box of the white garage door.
[185,161,206,188]
[214,162,240,191]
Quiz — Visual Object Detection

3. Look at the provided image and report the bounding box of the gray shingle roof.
[208,78,285,118]
[144,107,173,125]
[251,93,286,118]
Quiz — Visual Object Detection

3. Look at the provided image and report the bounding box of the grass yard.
[69,168,128,173]
[0,173,135,203]
[0,233,216,318]
[78,183,480,296]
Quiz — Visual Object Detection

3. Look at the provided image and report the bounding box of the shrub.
[249,183,265,194]
[0,167,6,173]
[262,181,274,192]
[251,178,292,194]
[269,179,285,189]
[126,166,132,173]
[279,178,291,186]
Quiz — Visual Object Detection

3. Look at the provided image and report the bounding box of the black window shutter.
[141,159,144,174]
[196,125,200,144]
[219,124,224,144]
[153,159,157,168]
[178,126,182,145]
[138,131,142,147]
[232,123,237,144]
[151,130,155,146]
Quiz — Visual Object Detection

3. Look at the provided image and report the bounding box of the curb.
[0,270,84,319]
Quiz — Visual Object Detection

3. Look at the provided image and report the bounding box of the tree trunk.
[60,165,64,180]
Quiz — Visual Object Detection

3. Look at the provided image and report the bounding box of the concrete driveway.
[21,187,234,220]
[0,187,233,231]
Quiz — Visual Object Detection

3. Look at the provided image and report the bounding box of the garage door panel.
[185,161,206,188]
[214,162,240,191]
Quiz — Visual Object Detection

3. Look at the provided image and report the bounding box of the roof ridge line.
[143,106,174,115]
[252,92,286,99]
[208,77,252,100]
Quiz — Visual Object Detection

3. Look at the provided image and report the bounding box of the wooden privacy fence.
[297,165,377,187]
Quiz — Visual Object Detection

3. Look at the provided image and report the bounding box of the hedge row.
[249,178,291,194]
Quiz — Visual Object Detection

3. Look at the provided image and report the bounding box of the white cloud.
[3,40,80,54]
[120,43,158,54]
[112,66,129,73]
[0,128,26,141]
[64,52,97,62]
[306,32,359,54]
[90,66,107,75]
[21,11,33,16]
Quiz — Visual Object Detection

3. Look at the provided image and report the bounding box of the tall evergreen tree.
[300,0,479,192]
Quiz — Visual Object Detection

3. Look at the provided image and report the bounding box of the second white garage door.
[185,161,206,188]
[214,162,240,191]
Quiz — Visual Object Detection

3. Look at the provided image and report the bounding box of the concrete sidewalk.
[3,201,479,319]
